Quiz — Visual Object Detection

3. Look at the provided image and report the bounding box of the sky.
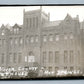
[0,6,84,27]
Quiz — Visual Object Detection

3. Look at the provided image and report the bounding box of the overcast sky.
[0,6,84,27]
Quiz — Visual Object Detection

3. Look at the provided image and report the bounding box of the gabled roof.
[65,13,72,20]
[12,23,22,29]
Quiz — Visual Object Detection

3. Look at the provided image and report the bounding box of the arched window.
[28,51,35,63]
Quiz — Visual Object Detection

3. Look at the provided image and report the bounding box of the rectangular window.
[49,34,53,41]
[49,51,53,63]
[10,38,13,46]
[43,52,46,64]
[55,34,59,41]
[30,18,32,28]
[48,67,52,72]
[78,51,80,64]
[55,51,59,64]
[64,66,67,71]
[43,35,47,42]
[14,53,17,63]
[26,35,29,44]
[1,53,4,64]
[70,50,73,64]
[18,53,22,63]
[15,38,18,45]
[70,67,74,72]
[2,39,5,46]
[0,39,1,46]
[25,56,27,62]
[19,37,23,46]
[64,51,68,64]
[9,53,12,63]
[35,35,39,42]
[36,17,38,27]
[55,67,58,74]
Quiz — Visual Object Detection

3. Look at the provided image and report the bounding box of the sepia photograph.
[0,6,84,79]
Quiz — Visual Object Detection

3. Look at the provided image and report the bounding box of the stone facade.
[0,8,84,74]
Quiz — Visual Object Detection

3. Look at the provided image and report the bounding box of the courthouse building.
[0,7,84,74]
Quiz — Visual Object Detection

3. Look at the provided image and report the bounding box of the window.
[77,51,80,64]
[30,18,32,28]
[70,50,73,64]
[55,34,59,41]
[19,37,23,45]
[10,38,13,46]
[28,52,35,63]
[9,53,12,63]
[70,67,74,72]
[36,17,38,27]
[14,28,17,34]
[18,53,22,63]
[1,53,4,64]
[2,30,5,35]
[2,39,5,46]
[43,52,46,64]
[25,56,27,62]
[49,34,53,41]
[48,67,52,72]
[30,36,34,43]
[55,67,58,74]
[35,35,39,42]
[64,67,67,70]
[64,51,68,64]
[0,39,2,46]
[13,53,17,63]
[64,34,68,40]
[70,33,74,39]
[55,51,59,64]
[49,51,53,63]
[15,38,18,45]
[43,35,47,42]
[17,28,19,34]
[26,35,29,44]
